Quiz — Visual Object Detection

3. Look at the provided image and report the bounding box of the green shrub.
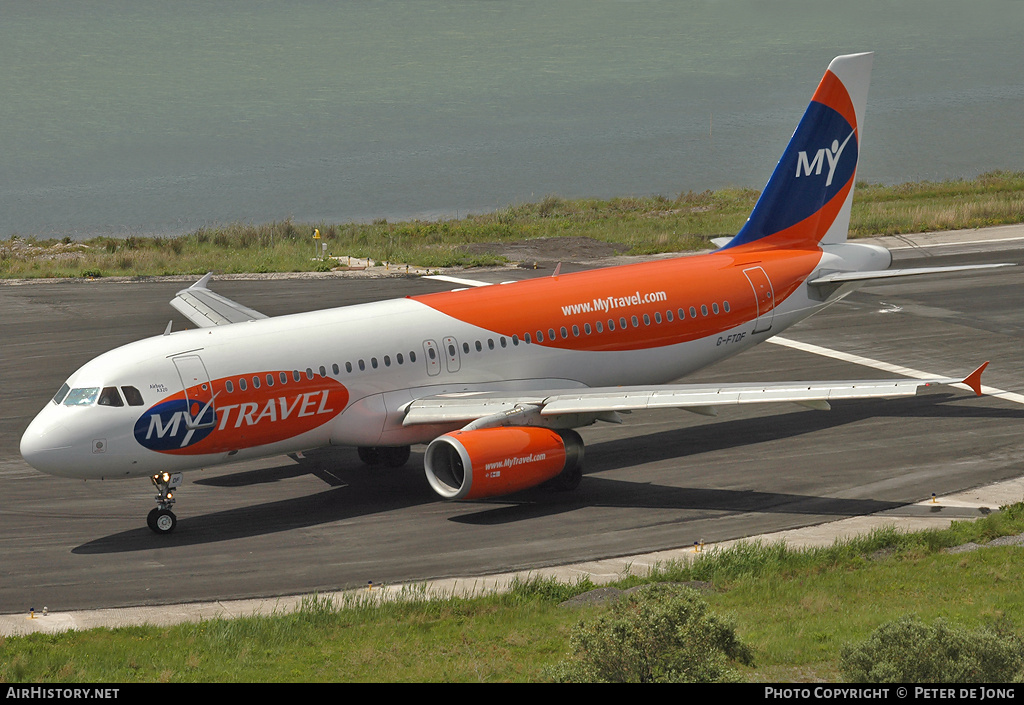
[548,583,753,683]
[840,615,1024,683]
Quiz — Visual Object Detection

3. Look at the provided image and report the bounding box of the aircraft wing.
[402,364,988,427]
[170,273,269,327]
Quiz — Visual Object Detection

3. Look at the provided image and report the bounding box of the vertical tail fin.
[722,52,874,250]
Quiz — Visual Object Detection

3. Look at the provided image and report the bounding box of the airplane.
[20,52,1008,534]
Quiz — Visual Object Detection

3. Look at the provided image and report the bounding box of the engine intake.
[424,426,584,500]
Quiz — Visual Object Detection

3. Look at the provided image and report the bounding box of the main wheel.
[357,446,382,466]
[147,507,177,535]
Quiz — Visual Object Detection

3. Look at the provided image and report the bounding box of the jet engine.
[424,426,584,500]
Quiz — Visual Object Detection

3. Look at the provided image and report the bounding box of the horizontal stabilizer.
[170,273,269,327]
[808,263,1014,287]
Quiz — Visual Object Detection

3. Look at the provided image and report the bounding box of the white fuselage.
[19,240,892,480]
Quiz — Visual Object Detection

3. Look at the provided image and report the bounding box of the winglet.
[962,362,989,396]
[191,271,214,290]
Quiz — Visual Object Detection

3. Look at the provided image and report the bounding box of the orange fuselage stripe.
[411,247,823,352]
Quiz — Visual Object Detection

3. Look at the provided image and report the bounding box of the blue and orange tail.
[721,52,874,251]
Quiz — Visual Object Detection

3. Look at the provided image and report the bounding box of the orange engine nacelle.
[424,426,584,500]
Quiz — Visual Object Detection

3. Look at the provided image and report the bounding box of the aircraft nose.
[20,410,74,476]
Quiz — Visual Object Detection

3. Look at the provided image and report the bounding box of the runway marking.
[768,336,1024,405]
[886,234,1024,250]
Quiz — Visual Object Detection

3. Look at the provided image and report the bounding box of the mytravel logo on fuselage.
[134,372,349,455]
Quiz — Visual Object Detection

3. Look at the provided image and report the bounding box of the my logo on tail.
[795,130,856,187]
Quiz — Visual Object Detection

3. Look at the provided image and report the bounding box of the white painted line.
[768,336,1024,405]
[886,234,1024,250]
[423,275,492,288]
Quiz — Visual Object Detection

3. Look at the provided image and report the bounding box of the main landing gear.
[148,472,182,535]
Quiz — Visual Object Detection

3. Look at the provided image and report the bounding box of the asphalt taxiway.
[2,227,1024,633]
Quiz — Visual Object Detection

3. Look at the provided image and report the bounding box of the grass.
[2,171,1023,280]
[3,503,1023,683]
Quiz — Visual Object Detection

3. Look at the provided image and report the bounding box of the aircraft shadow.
[72,392,1022,551]
[72,457,432,555]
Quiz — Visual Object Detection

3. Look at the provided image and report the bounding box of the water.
[1,0,1022,239]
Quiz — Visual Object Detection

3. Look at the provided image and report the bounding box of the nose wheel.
[148,472,182,534]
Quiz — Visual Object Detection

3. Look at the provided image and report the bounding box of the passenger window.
[280,372,288,384]
[121,386,144,406]
[226,380,234,393]
[267,374,275,386]
[98,387,124,407]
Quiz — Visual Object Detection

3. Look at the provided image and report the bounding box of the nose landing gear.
[147,472,182,534]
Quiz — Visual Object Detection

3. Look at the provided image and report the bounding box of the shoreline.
[4,223,1024,288]
[3,172,1023,281]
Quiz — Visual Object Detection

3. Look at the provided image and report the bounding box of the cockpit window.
[121,386,144,406]
[98,387,124,407]
[63,387,100,406]
[52,383,71,405]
